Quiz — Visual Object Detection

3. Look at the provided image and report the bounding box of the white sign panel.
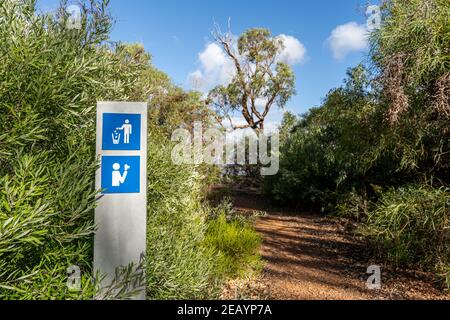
[94,102,147,300]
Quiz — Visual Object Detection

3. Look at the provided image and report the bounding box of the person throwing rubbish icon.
[116,119,132,144]
[112,163,130,187]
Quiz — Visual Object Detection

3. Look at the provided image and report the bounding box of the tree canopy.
[208,28,295,132]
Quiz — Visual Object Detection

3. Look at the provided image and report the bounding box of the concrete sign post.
[94,102,147,300]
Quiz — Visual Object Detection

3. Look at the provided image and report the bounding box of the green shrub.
[0,151,99,299]
[336,188,373,221]
[0,0,141,299]
[264,66,381,212]
[0,0,227,300]
[365,185,450,288]
[146,152,263,299]
[145,137,218,299]
[204,209,262,280]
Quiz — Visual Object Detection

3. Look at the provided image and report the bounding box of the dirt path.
[231,192,449,300]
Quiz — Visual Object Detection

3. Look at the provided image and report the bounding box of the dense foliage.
[266,0,449,287]
[0,0,138,299]
[365,185,449,276]
[0,0,261,299]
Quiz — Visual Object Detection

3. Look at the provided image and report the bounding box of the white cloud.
[277,34,307,65]
[198,43,226,73]
[188,43,235,91]
[327,22,368,60]
[188,34,306,91]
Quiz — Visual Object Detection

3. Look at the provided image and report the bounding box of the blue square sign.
[102,113,141,151]
[101,156,140,194]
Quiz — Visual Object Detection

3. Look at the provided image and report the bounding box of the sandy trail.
[231,192,448,300]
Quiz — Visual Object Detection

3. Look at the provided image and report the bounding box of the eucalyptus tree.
[207,28,295,132]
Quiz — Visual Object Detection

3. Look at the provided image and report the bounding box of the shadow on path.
[231,192,449,300]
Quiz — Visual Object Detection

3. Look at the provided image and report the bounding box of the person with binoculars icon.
[112,163,131,187]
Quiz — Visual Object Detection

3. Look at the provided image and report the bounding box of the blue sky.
[37,0,377,125]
